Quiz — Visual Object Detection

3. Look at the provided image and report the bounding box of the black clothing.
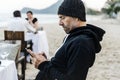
[25,18,38,24]
[35,24,105,80]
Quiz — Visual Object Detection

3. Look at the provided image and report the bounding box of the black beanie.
[58,0,86,21]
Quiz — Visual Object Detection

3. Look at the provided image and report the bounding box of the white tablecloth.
[25,31,49,57]
[0,41,21,60]
[0,60,18,80]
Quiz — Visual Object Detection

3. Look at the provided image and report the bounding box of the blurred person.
[8,10,36,34]
[7,10,37,63]
[26,11,49,56]
[27,0,105,80]
[26,11,41,30]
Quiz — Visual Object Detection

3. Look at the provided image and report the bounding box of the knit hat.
[58,0,86,21]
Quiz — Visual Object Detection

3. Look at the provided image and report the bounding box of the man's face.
[27,13,33,19]
[58,15,77,34]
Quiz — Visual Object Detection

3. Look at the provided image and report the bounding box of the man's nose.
[59,20,63,26]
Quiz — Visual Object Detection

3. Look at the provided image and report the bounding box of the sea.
[0,13,59,27]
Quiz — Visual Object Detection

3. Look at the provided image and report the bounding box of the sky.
[83,0,107,11]
[0,0,107,13]
[0,0,58,13]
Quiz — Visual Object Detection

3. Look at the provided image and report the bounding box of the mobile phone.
[42,53,47,59]
[25,48,33,57]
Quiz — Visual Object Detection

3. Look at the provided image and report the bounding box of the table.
[25,31,49,57]
[0,40,21,60]
[0,60,18,80]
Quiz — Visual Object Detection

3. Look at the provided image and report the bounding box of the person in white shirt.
[7,10,49,62]
[8,10,36,34]
[7,10,37,63]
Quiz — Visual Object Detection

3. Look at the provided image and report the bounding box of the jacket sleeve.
[37,39,95,80]
[37,59,65,80]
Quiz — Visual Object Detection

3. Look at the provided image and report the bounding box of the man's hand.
[27,49,47,68]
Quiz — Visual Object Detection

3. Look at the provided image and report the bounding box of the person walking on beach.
[27,0,105,80]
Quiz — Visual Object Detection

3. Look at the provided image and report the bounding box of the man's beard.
[63,26,70,34]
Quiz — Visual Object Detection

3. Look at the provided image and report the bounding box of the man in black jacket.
[27,0,105,80]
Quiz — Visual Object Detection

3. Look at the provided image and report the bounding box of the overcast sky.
[0,0,107,13]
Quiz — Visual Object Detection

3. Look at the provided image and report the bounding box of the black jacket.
[35,24,105,80]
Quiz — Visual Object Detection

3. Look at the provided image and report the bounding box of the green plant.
[102,0,120,18]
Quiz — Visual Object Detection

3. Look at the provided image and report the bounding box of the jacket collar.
[69,26,86,34]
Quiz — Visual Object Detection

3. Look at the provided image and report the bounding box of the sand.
[0,15,120,80]
[86,15,120,80]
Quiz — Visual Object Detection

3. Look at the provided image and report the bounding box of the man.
[8,10,36,33]
[27,0,105,80]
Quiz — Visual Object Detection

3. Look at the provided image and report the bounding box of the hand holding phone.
[26,49,47,68]
[26,48,47,59]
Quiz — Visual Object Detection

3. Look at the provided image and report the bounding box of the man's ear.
[72,17,79,21]
[77,18,81,21]
[74,18,79,21]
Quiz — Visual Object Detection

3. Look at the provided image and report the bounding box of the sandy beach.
[0,15,120,80]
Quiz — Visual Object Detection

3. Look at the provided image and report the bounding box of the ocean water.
[0,13,59,27]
